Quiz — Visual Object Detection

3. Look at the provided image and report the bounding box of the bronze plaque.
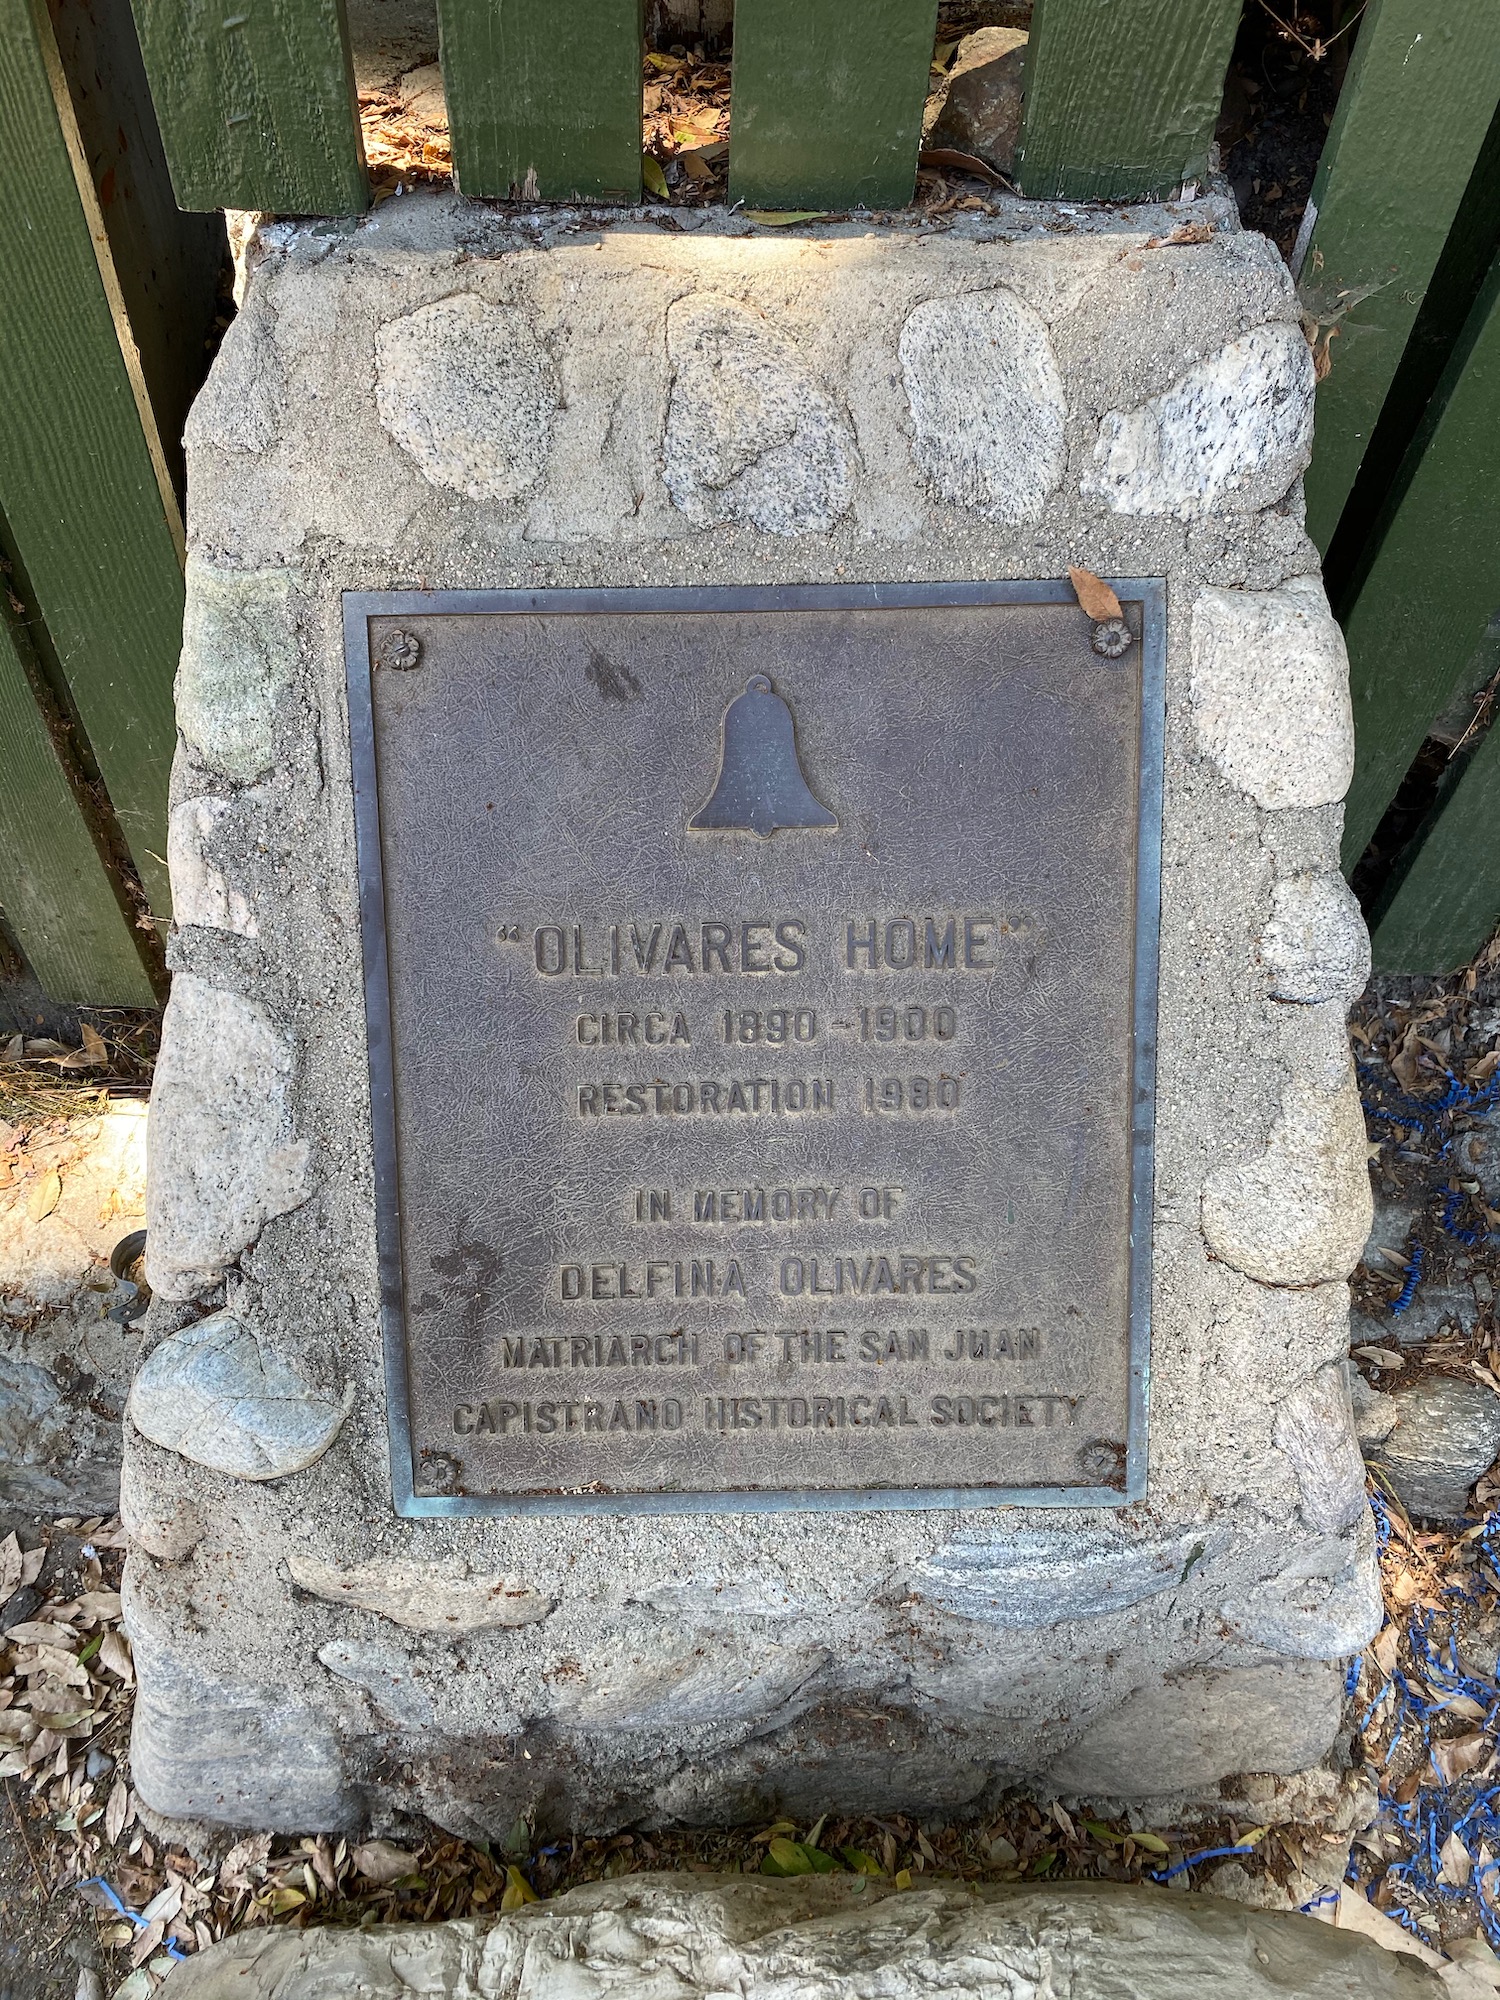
[346,583,1162,1516]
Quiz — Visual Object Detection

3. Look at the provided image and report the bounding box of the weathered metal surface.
[346,581,1163,1515]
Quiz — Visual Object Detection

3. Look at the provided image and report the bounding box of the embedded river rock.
[131,190,1376,1836]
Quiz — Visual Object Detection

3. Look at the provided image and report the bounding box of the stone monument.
[127,189,1377,1837]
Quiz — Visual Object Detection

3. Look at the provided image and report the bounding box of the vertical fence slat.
[439,0,642,201]
[0,604,155,1007]
[46,0,226,500]
[1299,0,1500,553]
[1340,247,1500,870]
[1016,0,1241,202]
[1369,717,1500,974]
[128,0,366,213]
[0,0,183,920]
[729,0,937,212]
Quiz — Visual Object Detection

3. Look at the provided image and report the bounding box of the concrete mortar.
[129,190,1377,1839]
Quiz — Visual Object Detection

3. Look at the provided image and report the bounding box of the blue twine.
[1391,1244,1426,1315]
[1150,1843,1256,1883]
[1299,1887,1340,1914]
[1440,1186,1487,1248]
[77,1877,188,1962]
[1360,1065,1500,1134]
[1345,1656,1364,1698]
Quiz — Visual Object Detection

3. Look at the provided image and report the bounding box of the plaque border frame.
[344,579,1164,1518]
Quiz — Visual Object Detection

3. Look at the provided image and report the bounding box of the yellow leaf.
[743,210,828,226]
[764,1837,814,1876]
[1132,1831,1170,1855]
[500,1864,539,1911]
[26,1171,61,1223]
[893,1868,912,1889]
[641,154,669,199]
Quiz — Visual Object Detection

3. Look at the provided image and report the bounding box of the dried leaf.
[26,1170,61,1222]
[352,1838,419,1886]
[1353,1345,1404,1371]
[1391,1023,1423,1091]
[129,1918,166,1969]
[1143,221,1215,247]
[219,1831,272,1892]
[743,210,828,226]
[1433,1732,1490,1783]
[97,1629,134,1684]
[0,1534,20,1599]
[75,1590,123,1622]
[1370,1623,1400,1676]
[1440,1830,1473,1887]
[1067,567,1123,622]
[0,1034,21,1064]
[105,1775,130,1846]
[918,146,1008,185]
[4,1620,76,1647]
[1051,1801,1077,1841]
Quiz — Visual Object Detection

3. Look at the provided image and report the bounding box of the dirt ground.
[8,946,1500,1991]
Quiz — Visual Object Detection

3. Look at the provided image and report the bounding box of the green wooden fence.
[3,0,1500,1003]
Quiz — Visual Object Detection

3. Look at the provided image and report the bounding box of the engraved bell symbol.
[689,675,837,840]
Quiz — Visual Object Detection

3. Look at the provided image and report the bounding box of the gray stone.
[899,288,1065,521]
[1201,1063,1374,1287]
[145,973,311,1300]
[318,1636,436,1727]
[167,793,261,937]
[0,1343,130,1514]
[925,27,1027,176]
[663,294,854,535]
[1364,1377,1500,1523]
[1191,577,1356,812]
[287,1555,553,1633]
[548,1629,827,1734]
[126,1598,356,1830]
[127,195,1367,1838]
[127,1312,348,1480]
[175,561,299,784]
[1350,1372,1400,1447]
[375,293,559,504]
[1083,321,1315,518]
[1048,1661,1345,1797]
[1262,872,1371,1004]
[1223,1517,1382,1659]
[912,1528,1218,1626]
[1274,1364,1368,1532]
[160,1874,1444,2000]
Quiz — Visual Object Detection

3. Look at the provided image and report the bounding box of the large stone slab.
[129,192,1375,1836]
[162,1875,1444,2000]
